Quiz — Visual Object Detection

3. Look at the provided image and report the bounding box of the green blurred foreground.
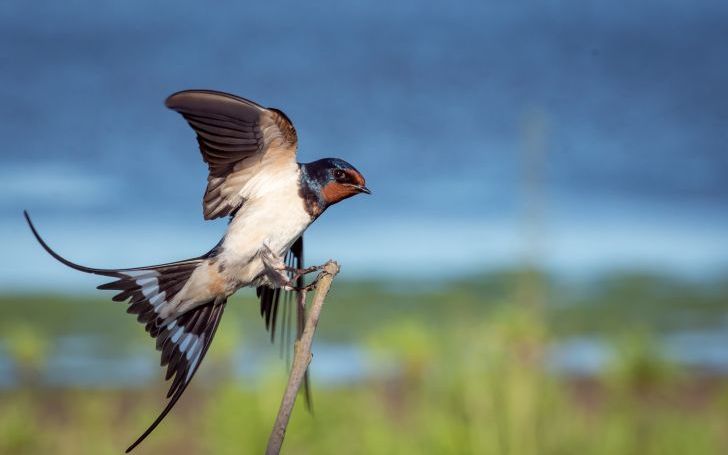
[1,270,727,454]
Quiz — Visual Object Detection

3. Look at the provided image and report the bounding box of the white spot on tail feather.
[186,336,206,381]
[122,271,161,299]
[150,292,167,309]
[135,277,157,286]
[123,270,158,279]
[171,327,184,343]
[186,337,201,361]
[179,333,193,352]
[140,282,160,299]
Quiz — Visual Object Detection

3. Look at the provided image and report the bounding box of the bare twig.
[265,260,340,455]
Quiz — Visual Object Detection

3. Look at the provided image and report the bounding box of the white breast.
[219,163,312,284]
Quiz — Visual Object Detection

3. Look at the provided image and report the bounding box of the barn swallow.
[24,90,369,452]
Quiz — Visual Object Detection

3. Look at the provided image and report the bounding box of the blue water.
[3,329,728,389]
[2,1,728,290]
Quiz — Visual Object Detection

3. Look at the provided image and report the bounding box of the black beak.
[356,185,371,195]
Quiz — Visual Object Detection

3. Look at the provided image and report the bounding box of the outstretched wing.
[165,89,298,220]
[257,236,312,409]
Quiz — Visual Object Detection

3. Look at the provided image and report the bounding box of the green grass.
[1,270,727,454]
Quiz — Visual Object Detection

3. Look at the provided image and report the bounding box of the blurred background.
[2,1,728,453]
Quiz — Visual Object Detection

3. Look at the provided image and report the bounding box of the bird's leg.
[259,242,294,290]
[260,243,328,292]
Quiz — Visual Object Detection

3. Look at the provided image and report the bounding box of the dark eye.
[333,169,346,181]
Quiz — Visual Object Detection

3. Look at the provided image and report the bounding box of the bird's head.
[300,158,370,213]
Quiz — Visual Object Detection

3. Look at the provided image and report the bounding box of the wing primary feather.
[270,287,280,343]
[290,237,313,412]
[187,115,256,132]
[285,290,293,366]
[298,281,313,412]
[254,236,312,410]
[280,288,289,358]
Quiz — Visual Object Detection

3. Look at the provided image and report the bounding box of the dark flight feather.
[165,89,298,220]
[257,235,312,410]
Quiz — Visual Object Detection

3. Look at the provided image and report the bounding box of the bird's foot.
[284,264,326,282]
[260,243,328,293]
[282,263,330,293]
[285,278,320,293]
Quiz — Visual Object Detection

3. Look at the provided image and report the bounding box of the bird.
[23,89,370,452]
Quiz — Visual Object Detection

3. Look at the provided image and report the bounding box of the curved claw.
[284,264,326,282]
[283,274,323,293]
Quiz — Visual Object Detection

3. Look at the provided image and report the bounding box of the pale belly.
[218,188,312,289]
[161,204,309,319]
[164,166,313,318]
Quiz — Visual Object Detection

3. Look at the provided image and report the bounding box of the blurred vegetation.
[0,270,727,454]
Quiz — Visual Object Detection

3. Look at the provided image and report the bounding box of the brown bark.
[265,260,340,455]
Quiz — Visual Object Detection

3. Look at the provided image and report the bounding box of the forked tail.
[23,211,227,452]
